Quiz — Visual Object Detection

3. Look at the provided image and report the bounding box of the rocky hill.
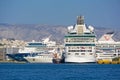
[0,23,120,43]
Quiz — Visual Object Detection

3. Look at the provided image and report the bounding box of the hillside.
[0,23,120,43]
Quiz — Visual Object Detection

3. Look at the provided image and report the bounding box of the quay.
[97,57,120,64]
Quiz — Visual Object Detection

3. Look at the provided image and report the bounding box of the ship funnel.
[77,16,84,25]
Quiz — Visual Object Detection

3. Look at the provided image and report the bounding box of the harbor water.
[0,63,120,80]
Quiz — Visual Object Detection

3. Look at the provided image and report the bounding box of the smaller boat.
[52,52,65,63]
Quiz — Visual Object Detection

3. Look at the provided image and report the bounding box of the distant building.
[0,39,26,61]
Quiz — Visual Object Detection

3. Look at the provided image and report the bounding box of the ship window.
[77,47,79,49]
[75,53,79,55]
[68,53,71,55]
[33,59,35,61]
[81,50,85,52]
[76,50,80,52]
[81,53,85,55]
[68,50,71,52]
[89,53,93,55]
[68,47,70,49]
[89,47,92,49]
[66,39,68,42]
[113,54,116,56]
[68,50,79,52]
[88,50,92,52]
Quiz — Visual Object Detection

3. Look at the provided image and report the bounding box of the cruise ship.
[6,37,56,62]
[96,32,120,61]
[64,16,96,63]
[24,44,65,63]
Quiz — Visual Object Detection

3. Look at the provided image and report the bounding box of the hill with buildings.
[0,23,120,43]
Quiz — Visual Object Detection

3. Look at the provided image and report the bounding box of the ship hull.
[24,54,53,63]
[24,57,53,63]
[52,58,65,63]
[6,53,32,62]
[65,55,96,63]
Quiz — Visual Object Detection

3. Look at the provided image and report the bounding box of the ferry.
[96,32,120,61]
[6,36,57,62]
[64,16,96,63]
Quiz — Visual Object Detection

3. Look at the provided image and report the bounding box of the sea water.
[0,63,120,80]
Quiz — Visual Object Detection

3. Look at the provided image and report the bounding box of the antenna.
[77,16,84,25]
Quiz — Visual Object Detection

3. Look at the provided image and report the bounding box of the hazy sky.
[0,0,120,28]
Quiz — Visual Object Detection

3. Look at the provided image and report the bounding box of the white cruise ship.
[96,32,120,61]
[23,36,57,63]
[64,16,96,63]
[6,36,57,63]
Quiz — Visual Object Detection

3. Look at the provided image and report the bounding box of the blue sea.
[0,63,120,80]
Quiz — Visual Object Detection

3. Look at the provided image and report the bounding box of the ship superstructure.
[64,16,96,63]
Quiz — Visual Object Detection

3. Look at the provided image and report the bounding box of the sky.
[0,0,120,28]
